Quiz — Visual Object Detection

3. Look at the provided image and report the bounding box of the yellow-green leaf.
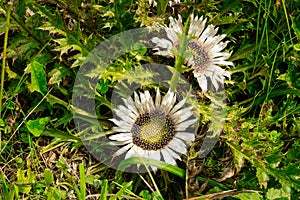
[44,169,54,185]
[26,59,48,94]
[25,117,50,137]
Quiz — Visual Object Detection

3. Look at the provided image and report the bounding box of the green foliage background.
[0,0,299,199]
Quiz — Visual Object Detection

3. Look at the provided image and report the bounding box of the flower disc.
[132,110,176,150]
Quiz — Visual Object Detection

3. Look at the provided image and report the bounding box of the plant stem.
[169,67,180,91]
[170,15,191,91]
[281,0,293,45]
[0,3,12,117]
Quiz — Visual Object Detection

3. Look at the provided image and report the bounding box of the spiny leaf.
[256,167,270,189]
[53,38,82,56]
[7,37,40,60]
[232,147,245,173]
[38,22,66,36]
[48,64,71,85]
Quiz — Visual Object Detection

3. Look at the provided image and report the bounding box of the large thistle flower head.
[109,89,197,170]
[152,14,233,91]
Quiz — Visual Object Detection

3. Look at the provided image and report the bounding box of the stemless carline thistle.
[109,89,197,170]
[152,14,233,91]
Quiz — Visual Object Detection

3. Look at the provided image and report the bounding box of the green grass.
[0,0,299,199]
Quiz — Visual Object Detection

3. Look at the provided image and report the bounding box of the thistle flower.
[109,89,196,170]
[152,14,233,91]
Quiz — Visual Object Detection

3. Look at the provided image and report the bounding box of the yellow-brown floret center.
[131,110,176,150]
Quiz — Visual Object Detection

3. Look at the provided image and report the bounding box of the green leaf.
[45,187,66,200]
[234,192,263,200]
[41,128,82,153]
[139,190,152,200]
[118,157,185,178]
[44,169,54,185]
[97,79,110,95]
[5,65,18,79]
[266,188,290,200]
[133,42,147,55]
[16,168,35,194]
[25,117,50,137]
[26,59,48,94]
[0,118,5,127]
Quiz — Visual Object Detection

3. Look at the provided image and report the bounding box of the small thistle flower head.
[152,14,233,91]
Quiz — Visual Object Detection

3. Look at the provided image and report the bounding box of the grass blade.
[79,162,86,200]
[100,179,108,200]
